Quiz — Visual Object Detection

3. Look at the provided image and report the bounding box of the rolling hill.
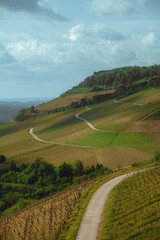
[0,98,52,123]
[0,88,160,169]
[0,65,160,240]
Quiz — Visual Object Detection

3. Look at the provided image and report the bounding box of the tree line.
[0,157,110,215]
[62,65,160,96]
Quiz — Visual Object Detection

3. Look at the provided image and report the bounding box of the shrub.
[153,151,160,162]
[0,155,6,163]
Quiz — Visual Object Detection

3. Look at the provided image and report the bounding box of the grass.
[0,89,160,169]
[71,131,159,152]
[80,89,160,131]
[98,167,160,240]
[71,132,118,148]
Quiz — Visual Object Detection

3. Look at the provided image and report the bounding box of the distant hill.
[0,98,52,122]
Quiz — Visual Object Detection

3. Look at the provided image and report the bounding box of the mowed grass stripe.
[71,131,159,151]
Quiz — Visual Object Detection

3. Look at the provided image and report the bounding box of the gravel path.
[76,169,146,240]
[29,128,90,148]
[75,113,106,132]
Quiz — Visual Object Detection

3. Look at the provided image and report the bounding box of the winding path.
[29,128,90,148]
[76,169,147,240]
[75,112,106,132]
[29,108,106,146]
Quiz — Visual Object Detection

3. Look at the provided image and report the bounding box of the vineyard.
[0,183,89,240]
[98,167,160,240]
[128,120,160,143]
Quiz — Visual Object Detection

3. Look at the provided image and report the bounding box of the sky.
[0,0,160,99]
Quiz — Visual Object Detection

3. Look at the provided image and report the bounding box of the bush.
[1,171,17,183]
[153,151,160,162]
[0,155,6,163]
[132,162,142,167]
[4,192,20,208]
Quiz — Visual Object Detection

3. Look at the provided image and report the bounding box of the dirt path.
[76,169,147,240]
[75,113,106,132]
[29,128,91,148]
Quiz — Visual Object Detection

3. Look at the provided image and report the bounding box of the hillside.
[35,65,160,115]
[37,90,115,111]
[0,88,160,170]
[98,167,160,240]
[0,65,160,240]
[13,65,160,121]
[61,65,160,95]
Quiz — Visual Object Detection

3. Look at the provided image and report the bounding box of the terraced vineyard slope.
[0,183,89,240]
[98,167,160,240]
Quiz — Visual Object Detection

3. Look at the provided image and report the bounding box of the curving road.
[76,169,147,240]
[75,112,106,132]
[29,108,106,146]
[29,128,90,148]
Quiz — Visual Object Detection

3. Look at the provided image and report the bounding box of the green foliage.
[74,160,84,176]
[60,87,91,97]
[4,192,20,208]
[153,151,160,162]
[61,65,160,98]
[0,155,6,163]
[0,159,107,216]
[99,168,160,240]
[58,162,74,179]
[14,109,25,121]
[1,171,17,183]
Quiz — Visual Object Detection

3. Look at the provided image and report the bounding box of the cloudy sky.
[0,0,160,99]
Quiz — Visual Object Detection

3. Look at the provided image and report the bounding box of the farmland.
[98,167,160,240]
[37,90,115,111]
[0,182,89,240]
[0,66,160,240]
[0,89,160,169]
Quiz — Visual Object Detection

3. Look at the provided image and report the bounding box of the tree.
[58,162,74,178]
[153,151,160,162]
[0,155,6,163]
[70,101,79,109]
[74,160,84,176]
[37,161,57,181]
[10,161,18,171]
[80,98,88,107]
[30,105,35,113]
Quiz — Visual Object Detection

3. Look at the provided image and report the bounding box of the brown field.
[128,120,160,143]
[96,147,151,168]
[37,90,115,111]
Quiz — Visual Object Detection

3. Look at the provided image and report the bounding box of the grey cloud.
[0,43,16,64]
[91,0,147,15]
[83,25,126,41]
[0,0,68,21]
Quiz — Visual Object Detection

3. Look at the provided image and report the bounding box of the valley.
[0,65,160,240]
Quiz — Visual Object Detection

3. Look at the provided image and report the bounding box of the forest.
[0,157,108,216]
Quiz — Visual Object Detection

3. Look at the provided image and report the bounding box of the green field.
[98,167,160,240]
[0,89,160,169]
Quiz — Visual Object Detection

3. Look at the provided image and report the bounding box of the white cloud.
[142,32,159,46]
[64,24,84,42]
[5,28,160,72]
[0,43,15,64]
[91,0,146,15]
